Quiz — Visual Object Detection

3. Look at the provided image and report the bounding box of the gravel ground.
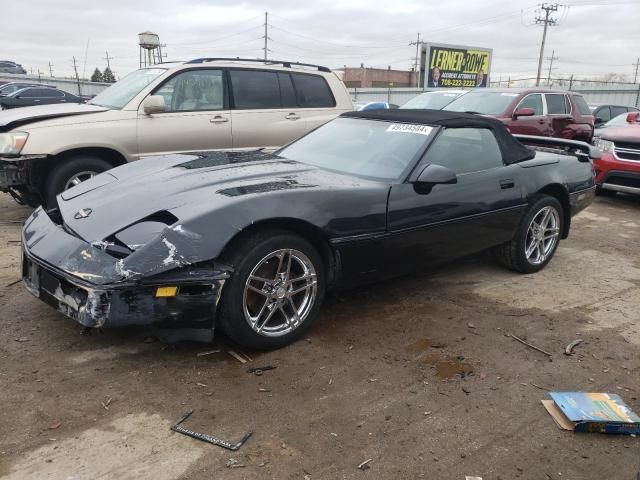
[0,192,639,480]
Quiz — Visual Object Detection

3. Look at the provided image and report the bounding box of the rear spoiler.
[513,134,601,162]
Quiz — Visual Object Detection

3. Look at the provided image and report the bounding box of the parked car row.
[0,60,27,75]
[0,85,84,110]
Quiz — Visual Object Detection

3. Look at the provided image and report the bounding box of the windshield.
[401,91,465,110]
[89,68,166,109]
[443,91,518,115]
[277,117,434,181]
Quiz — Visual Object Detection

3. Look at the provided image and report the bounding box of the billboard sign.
[422,43,492,89]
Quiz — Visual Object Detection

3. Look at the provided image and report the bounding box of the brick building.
[338,65,418,88]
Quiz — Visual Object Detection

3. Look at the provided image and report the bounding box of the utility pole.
[103,51,113,70]
[71,56,82,96]
[262,11,271,61]
[546,49,558,86]
[535,3,559,87]
[409,33,422,88]
[634,57,640,84]
[48,62,54,77]
[37,70,42,83]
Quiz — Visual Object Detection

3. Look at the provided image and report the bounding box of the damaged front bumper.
[21,208,230,337]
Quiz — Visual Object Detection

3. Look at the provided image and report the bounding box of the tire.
[493,194,563,274]
[595,186,616,197]
[218,229,325,350]
[43,155,113,209]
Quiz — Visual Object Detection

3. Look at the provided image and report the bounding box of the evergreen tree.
[102,67,116,83]
[90,68,103,83]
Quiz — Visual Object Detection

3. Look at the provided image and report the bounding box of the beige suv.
[0,58,352,207]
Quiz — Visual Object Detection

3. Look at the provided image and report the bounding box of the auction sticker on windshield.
[386,124,433,136]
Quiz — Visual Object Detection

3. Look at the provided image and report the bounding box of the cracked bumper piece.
[21,210,229,330]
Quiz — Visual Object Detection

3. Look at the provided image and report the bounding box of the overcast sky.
[3,0,639,82]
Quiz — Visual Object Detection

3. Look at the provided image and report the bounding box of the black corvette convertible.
[21,110,596,350]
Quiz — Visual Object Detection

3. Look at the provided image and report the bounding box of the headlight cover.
[594,138,614,153]
[0,131,29,155]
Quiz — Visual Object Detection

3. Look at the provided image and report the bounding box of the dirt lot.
[0,192,639,480]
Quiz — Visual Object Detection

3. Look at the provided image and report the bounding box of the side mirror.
[143,95,166,115]
[513,107,535,119]
[626,112,639,123]
[594,117,604,126]
[413,164,457,194]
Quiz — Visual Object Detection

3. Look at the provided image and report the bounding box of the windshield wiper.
[463,110,482,114]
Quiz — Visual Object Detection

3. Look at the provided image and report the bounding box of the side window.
[545,94,568,114]
[278,73,297,108]
[19,88,42,98]
[291,73,335,108]
[39,89,64,98]
[573,95,591,115]
[596,106,611,122]
[422,128,503,175]
[155,69,224,112]
[516,94,543,115]
[230,70,281,109]
[611,106,627,118]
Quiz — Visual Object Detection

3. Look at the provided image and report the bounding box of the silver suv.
[0,58,352,207]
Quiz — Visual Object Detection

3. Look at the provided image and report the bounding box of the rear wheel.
[43,155,112,209]
[493,195,563,274]
[218,230,325,350]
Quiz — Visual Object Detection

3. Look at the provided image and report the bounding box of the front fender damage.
[22,208,232,340]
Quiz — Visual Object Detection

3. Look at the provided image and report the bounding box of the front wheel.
[43,155,113,209]
[493,195,563,274]
[218,230,325,350]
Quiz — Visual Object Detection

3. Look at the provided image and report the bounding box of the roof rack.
[185,57,331,72]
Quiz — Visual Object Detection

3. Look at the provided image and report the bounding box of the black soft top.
[341,108,536,164]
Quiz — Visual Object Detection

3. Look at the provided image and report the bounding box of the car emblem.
[74,208,93,219]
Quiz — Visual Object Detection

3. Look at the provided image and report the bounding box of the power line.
[409,33,421,87]
[71,56,81,96]
[535,3,560,86]
[546,49,559,85]
[103,51,113,70]
[262,11,272,60]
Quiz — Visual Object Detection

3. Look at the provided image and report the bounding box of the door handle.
[210,116,229,123]
[285,113,300,120]
[500,179,515,189]
[538,119,545,124]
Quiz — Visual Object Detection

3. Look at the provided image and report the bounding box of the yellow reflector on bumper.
[155,286,178,297]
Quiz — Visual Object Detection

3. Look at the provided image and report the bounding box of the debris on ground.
[357,458,372,470]
[197,349,221,357]
[507,333,552,358]
[542,392,640,434]
[101,398,112,410]
[467,322,476,329]
[48,422,62,430]
[14,337,28,343]
[5,279,22,288]
[564,339,583,356]
[228,350,250,364]
[465,476,483,480]
[247,365,276,376]
[225,458,245,468]
[171,410,253,451]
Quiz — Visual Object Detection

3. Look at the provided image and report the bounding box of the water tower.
[138,31,164,68]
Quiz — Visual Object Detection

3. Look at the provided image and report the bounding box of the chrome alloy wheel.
[525,205,560,265]
[242,248,318,337]
[64,171,97,190]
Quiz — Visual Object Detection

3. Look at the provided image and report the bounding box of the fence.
[349,83,640,108]
[0,73,110,97]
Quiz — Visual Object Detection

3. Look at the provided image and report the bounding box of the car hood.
[52,150,386,281]
[0,103,109,132]
[597,125,640,143]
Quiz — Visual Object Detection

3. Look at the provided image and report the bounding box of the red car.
[443,88,594,142]
[592,111,640,196]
